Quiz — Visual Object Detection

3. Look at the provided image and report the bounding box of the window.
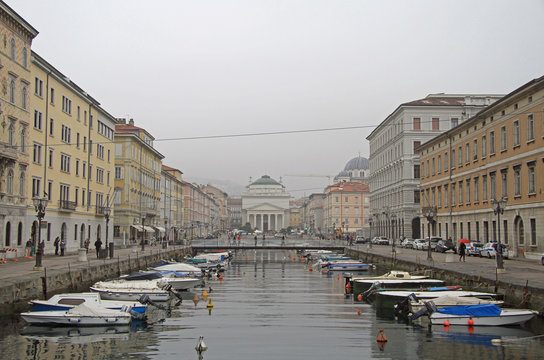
[89,140,93,154]
[413,141,421,153]
[83,136,87,152]
[34,110,42,130]
[413,118,421,130]
[107,149,110,162]
[50,88,55,104]
[466,179,471,203]
[489,131,495,155]
[444,152,448,170]
[19,172,25,197]
[22,47,27,68]
[62,96,72,114]
[438,155,442,173]
[513,121,520,147]
[474,177,479,202]
[7,121,14,147]
[49,118,54,136]
[107,171,110,186]
[501,169,507,198]
[482,175,488,201]
[47,181,52,201]
[437,186,442,207]
[500,126,507,151]
[82,188,85,206]
[473,140,478,160]
[77,133,80,148]
[82,161,86,178]
[97,167,104,184]
[528,163,535,194]
[77,106,81,121]
[451,118,459,128]
[458,181,463,205]
[89,164,92,180]
[451,149,456,168]
[21,84,27,109]
[9,77,15,103]
[75,188,79,205]
[20,126,26,153]
[48,149,53,168]
[527,114,534,141]
[115,165,123,179]
[465,143,470,163]
[514,166,521,197]
[432,158,435,175]
[60,184,70,202]
[451,183,456,205]
[490,172,496,200]
[97,144,104,159]
[432,117,439,130]
[84,110,87,125]
[9,37,15,60]
[61,125,71,143]
[414,190,420,204]
[426,159,430,177]
[458,146,463,167]
[6,170,13,194]
[33,143,42,164]
[35,77,43,97]
[60,153,70,173]
[444,185,449,207]
[531,219,536,246]
[32,177,41,197]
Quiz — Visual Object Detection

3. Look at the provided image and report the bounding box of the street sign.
[40,221,47,229]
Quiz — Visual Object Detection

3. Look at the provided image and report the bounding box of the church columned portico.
[247,211,285,231]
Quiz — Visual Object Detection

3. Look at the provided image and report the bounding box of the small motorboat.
[30,292,147,314]
[426,302,537,326]
[373,289,498,308]
[21,303,133,326]
[407,294,504,314]
[353,278,444,294]
[324,262,371,272]
[90,280,173,302]
[152,262,203,276]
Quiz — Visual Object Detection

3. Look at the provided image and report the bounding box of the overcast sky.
[8,0,544,196]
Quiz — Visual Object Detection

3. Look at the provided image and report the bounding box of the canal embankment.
[0,246,191,315]
[345,246,544,314]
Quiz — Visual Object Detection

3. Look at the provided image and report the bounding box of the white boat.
[90,280,172,302]
[152,262,202,275]
[21,303,133,326]
[408,294,504,313]
[354,278,445,292]
[428,303,537,326]
[194,252,229,262]
[352,270,428,282]
[30,292,147,314]
[325,262,371,272]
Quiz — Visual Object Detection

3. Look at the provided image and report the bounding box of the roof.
[250,175,282,186]
[162,164,182,173]
[344,156,369,171]
[326,181,370,193]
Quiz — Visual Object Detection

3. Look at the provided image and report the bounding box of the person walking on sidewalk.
[95,238,102,259]
[54,236,60,255]
[60,238,66,256]
[84,238,90,253]
[25,238,33,256]
[459,242,466,262]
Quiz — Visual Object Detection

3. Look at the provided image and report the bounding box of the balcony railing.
[96,205,106,215]
[59,200,77,211]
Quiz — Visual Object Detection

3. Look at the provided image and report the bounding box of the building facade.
[202,184,228,232]
[323,181,370,236]
[227,197,242,230]
[419,76,544,257]
[113,119,164,245]
[308,193,325,235]
[161,164,184,242]
[0,3,38,251]
[367,94,503,241]
[241,175,290,232]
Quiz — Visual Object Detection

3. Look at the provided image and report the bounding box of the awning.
[131,225,144,232]
[153,226,166,234]
[143,226,155,232]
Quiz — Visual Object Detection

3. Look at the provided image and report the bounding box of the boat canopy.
[437,304,502,317]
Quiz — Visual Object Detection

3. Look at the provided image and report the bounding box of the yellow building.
[0,2,38,251]
[161,164,184,243]
[28,52,117,253]
[113,119,164,245]
[323,182,370,236]
[419,75,544,257]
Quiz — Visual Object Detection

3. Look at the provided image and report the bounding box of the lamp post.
[391,213,397,254]
[164,217,168,245]
[141,214,146,251]
[32,196,48,270]
[104,206,111,257]
[369,217,373,249]
[423,206,437,261]
[492,198,506,272]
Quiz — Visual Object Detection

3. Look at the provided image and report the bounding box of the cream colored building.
[419,76,544,257]
[161,164,184,242]
[27,52,117,253]
[0,2,38,251]
[323,181,370,236]
[113,119,164,245]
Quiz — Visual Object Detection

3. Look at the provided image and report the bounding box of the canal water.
[0,249,543,359]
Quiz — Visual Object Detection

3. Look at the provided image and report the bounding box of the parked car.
[541,254,544,265]
[377,237,389,245]
[435,239,457,253]
[466,241,483,256]
[414,239,428,250]
[401,238,415,249]
[355,236,368,244]
[479,242,509,259]
[424,237,442,251]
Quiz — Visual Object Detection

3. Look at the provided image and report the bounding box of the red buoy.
[443,321,450,327]
[468,318,474,326]
[357,294,363,302]
[376,328,388,342]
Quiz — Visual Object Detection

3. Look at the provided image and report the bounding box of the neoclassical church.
[241,175,291,232]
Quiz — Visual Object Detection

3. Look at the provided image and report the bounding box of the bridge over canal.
[190,245,345,254]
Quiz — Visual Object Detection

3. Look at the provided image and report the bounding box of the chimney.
[117,118,126,124]
[129,118,134,126]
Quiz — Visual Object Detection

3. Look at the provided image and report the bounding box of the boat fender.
[376,328,388,342]
[443,321,450,327]
[468,318,474,326]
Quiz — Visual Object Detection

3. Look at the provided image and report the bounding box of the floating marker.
[202,290,208,301]
[206,299,214,309]
[376,328,388,342]
[195,336,207,353]
[193,294,200,307]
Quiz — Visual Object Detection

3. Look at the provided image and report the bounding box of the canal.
[0,249,543,359]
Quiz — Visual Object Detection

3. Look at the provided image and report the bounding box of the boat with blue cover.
[427,302,537,326]
[30,292,147,314]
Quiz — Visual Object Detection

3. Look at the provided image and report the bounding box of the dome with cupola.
[334,155,369,182]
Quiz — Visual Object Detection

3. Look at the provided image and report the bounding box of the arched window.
[8,122,14,147]
[9,37,15,60]
[20,126,26,153]
[9,79,15,103]
[17,222,22,246]
[19,172,25,197]
[22,47,27,68]
[6,169,13,194]
[5,222,10,247]
[21,85,27,109]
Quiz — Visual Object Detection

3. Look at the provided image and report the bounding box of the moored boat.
[374,289,497,308]
[90,280,173,302]
[21,303,133,326]
[353,278,444,296]
[427,302,537,326]
[30,292,147,314]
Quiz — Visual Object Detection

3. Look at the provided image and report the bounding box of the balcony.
[96,205,106,215]
[0,143,18,162]
[59,200,77,211]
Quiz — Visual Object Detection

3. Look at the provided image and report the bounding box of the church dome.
[344,156,369,171]
[251,175,281,186]
[334,171,350,181]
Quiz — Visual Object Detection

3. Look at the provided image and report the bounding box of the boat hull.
[430,309,537,326]
[90,287,171,302]
[353,279,444,296]
[31,302,147,314]
[21,312,131,326]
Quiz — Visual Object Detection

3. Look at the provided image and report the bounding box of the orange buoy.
[337,274,340,280]
[357,308,361,316]
[345,283,351,290]
[376,328,388,342]
[357,294,363,302]
[193,294,200,307]
[309,266,313,272]
[246,255,249,261]
[443,321,450,327]
[202,290,209,301]
[468,318,474,326]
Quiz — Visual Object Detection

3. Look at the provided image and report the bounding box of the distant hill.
[184,176,245,197]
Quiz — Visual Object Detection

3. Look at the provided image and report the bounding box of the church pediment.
[246,202,286,211]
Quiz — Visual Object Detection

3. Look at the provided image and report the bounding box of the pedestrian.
[60,238,66,256]
[25,238,33,256]
[281,235,285,245]
[84,238,90,253]
[459,241,466,262]
[54,236,60,255]
[237,234,241,245]
[95,238,102,259]
[254,235,257,246]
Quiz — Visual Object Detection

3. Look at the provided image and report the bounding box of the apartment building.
[161,164,184,243]
[419,76,544,257]
[113,119,164,245]
[367,93,503,241]
[323,182,370,236]
[29,53,117,253]
[0,2,38,251]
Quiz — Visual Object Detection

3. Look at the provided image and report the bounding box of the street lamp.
[164,216,168,245]
[423,206,437,261]
[104,206,111,258]
[141,214,146,251]
[368,217,373,249]
[32,196,48,270]
[492,198,506,272]
[391,213,397,254]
